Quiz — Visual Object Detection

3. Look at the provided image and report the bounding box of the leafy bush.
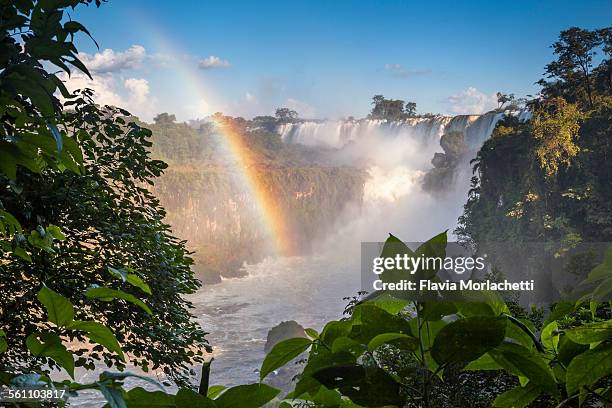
[256,232,612,408]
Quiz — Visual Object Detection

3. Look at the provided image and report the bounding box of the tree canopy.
[369,95,420,120]
[0,0,207,390]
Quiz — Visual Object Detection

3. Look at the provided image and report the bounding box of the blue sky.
[67,0,611,121]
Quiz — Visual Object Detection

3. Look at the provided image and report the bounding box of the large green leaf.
[456,290,509,317]
[312,364,404,407]
[304,385,343,406]
[121,387,175,408]
[108,267,152,295]
[540,321,559,350]
[557,335,588,366]
[68,320,124,360]
[37,286,74,327]
[320,320,352,344]
[304,328,319,339]
[46,224,65,240]
[566,343,612,396]
[421,301,457,321]
[294,347,356,398]
[362,293,410,315]
[213,384,279,408]
[413,231,447,279]
[592,277,612,302]
[367,333,417,351]
[493,383,540,408]
[505,319,537,350]
[489,342,558,396]
[331,336,366,357]
[0,148,18,179]
[175,388,216,408]
[260,337,312,380]
[126,274,152,295]
[565,320,612,344]
[351,304,412,344]
[206,385,226,399]
[464,353,503,371]
[431,316,507,365]
[0,330,7,353]
[86,287,152,314]
[26,332,74,378]
[379,234,416,287]
[409,318,447,349]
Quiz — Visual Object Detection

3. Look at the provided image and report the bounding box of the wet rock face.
[423,131,469,193]
[263,321,308,393]
[440,131,468,162]
[431,152,448,168]
[152,166,366,282]
[264,320,307,354]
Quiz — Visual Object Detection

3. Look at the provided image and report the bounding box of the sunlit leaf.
[260,337,312,380]
[37,286,74,327]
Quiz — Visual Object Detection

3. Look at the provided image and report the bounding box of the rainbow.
[210,118,293,255]
[135,22,293,256]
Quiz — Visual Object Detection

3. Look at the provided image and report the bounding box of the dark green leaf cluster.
[257,233,612,408]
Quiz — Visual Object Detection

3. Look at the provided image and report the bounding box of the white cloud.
[183,99,212,120]
[445,87,497,115]
[59,72,158,121]
[384,64,431,78]
[79,45,148,74]
[123,78,151,109]
[198,55,231,69]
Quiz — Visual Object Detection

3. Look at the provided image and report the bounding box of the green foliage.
[457,26,611,251]
[275,107,299,122]
[260,337,313,380]
[430,316,507,365]
[1,92,209,385]
[368,94,420,121]
[37,284,74,326]
[565,344,612,396]
[539,27,610,108]
[0,0,98,181]
[255,233,612,408]
[86,287,153,315]
[531,97,584,177]
[0,2,212,406]
[214,384,280,408]
[448,27,612,407]
[493,383,540,408]
[26,332,74,377]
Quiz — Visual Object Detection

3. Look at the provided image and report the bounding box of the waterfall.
[276,111,508,150]
[276,110,529,248]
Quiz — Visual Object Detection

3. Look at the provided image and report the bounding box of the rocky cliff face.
[152,164,365,282]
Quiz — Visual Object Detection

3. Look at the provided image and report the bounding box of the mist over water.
[195,112,509,386]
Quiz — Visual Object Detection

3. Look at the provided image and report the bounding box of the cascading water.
[275,112,507,246]
[277,111,504,150]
